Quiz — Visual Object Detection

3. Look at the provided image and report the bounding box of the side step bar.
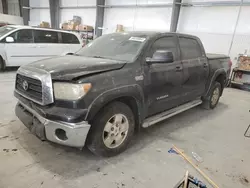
[142,99,202,128]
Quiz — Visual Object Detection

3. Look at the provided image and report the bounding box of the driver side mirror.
[5,36,14,43]
[146,50,174,64]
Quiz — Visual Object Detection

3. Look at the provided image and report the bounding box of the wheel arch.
[204,69,226,97]
[85,85,144,131]
[215,73,226,95]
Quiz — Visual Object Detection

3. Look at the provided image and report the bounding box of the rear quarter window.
[61,32,80,44]
[179,37,202,60]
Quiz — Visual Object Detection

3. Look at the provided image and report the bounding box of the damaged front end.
[14,66,91,148]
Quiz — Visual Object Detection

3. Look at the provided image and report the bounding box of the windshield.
[0,26,15,38]
[76,33,148,62]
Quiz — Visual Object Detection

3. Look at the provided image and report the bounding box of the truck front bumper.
[15,101,91,148]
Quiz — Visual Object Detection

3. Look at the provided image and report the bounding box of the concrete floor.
[0,70,249,188]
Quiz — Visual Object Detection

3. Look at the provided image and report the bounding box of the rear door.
[4,29,37,66]
[61,32,81,54]
[145,34,184,116]
[178,36,208,103]
[33,29,61,59]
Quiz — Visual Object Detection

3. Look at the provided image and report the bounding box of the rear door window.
[179,37,202,60]
[34,30,58,43]
[8,29,33,43]
[61,32,80,44]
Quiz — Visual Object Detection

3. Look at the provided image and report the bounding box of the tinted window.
[61,32,79,44]
[8,29,33,43]
[34,30,58,43]
[179,37,202,59]
[149,36,177,61]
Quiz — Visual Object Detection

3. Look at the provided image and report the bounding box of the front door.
[144,35,184,117]
[4,29,37,66]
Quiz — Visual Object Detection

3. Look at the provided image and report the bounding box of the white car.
[0,25,83,71]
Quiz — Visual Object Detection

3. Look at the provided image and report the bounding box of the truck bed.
[206,53,229,60]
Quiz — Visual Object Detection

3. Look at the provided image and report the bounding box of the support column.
[0,0,3,13]
[170,0,182,32]
[49,0,60,29]
[19,0,29,25]
[2,0,8,14]
[18,0,22,17]
[95,0,105,37]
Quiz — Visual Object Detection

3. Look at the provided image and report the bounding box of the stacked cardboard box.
[62,23,94,31]
[239,56,250,71]
[40,21,50,28]
[61,17,93,32]
[77,25,93,31]
[116,24,124,32]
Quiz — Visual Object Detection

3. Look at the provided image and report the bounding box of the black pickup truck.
[14,32,232,156]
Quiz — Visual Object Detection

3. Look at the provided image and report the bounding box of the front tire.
[202,81,222,109]
[87,102,135,157]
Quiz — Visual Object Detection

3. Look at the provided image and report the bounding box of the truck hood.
[23,55,126,80]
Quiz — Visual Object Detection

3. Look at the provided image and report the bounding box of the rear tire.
[87,102,135,157]
[202,81,222,109]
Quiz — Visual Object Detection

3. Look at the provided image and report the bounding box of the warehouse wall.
[103,0,172,34]
[29,0,50,26]
[178,0,250,66]
[29,0,96,27]
[0,0,22,25]
[60,0,96,26]
[228,6,250,65]
[0,13,23,24]
[103,0,250,66]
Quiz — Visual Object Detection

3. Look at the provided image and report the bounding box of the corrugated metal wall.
[60,0,96,26]
[29,0,50,26]
[103,0,250,65]
[178,0,250,66]
[29,0,96,27]
[103,0,172,34]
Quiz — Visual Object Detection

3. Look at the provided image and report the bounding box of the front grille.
[16,74,42,103]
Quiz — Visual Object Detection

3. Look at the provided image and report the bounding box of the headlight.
[53,82,92,100]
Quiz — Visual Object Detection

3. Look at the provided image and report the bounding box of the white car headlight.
[53,82,92,100]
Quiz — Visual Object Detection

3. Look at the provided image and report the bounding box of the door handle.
[175,66,183,72]
[204,63,208,68]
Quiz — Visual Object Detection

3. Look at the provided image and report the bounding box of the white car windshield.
[0,26,15,38]
[76,33,148,62]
